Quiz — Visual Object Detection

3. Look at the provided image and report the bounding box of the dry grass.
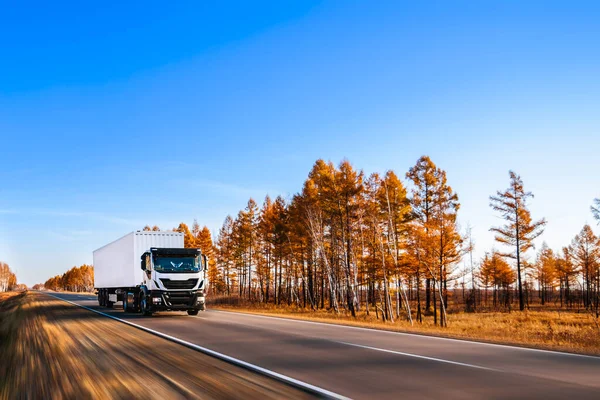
[0,292,309,400]
[212,302,600,356]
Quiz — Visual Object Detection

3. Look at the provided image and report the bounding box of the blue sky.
[1,1,599,286]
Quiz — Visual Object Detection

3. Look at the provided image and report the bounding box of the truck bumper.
[147,290,205,311]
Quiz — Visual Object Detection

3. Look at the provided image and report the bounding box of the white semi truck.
[93,231,207,316]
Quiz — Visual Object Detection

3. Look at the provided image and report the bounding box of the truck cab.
[133,247,207,315]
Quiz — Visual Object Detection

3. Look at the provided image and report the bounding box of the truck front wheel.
[140,293,153,316]
[187,310,199,316]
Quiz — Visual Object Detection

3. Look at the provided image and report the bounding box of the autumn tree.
[174,222,196,248]
[196,225,223,295]
[377,170,413,322]
[256,196,275,302]
[533,243,556,305]
[406,156,437,317]
[234,199,259,299]
[479,252,514,308]
[570,225,599,314]
[0,262,18,292]
[555,247,577,307]
[490,171,547,311]
[216,216,236,295]
[407,156,462,326]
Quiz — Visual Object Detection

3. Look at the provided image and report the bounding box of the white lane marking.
[336,341,496,371]
[211,310,600,360]
[44,293,349,400]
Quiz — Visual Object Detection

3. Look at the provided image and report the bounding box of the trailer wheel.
[187,310,199,316]
[98,291,103,306]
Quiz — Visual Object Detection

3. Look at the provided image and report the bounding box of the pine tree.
[490,171,546,311]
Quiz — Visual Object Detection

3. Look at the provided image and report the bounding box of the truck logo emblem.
[170,262,183,269]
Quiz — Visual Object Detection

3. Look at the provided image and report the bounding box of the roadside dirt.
[0,292,311,399]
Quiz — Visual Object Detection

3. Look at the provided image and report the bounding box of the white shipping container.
[93,231,184,288]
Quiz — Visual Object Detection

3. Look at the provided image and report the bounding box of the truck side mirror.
[203,254,208,271]
[141,260,146,270]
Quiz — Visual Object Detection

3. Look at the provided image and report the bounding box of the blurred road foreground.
[2,291,600,399]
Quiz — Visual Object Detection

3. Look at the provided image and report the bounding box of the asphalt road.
[51,292,600,399]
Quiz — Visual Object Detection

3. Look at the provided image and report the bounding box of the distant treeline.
[43,265,94,293]
[0,262,18,292]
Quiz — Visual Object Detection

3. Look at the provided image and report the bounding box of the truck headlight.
[152,297,162,304]
[196,296,205,304]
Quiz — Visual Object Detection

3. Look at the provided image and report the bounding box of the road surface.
[50,292,600,399]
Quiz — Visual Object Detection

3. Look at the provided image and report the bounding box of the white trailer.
[93,231,207,316]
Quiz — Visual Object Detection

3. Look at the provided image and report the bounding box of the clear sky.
[1,1,599,286]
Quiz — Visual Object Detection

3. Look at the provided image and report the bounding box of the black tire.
[187,310,199,316]
[140,293,153,316]
[98,291,103,306]
[106,300,114,309]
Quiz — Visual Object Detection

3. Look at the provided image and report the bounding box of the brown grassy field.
[212,302,600,356]
[0,292,309,399]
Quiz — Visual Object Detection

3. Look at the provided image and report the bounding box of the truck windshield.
[153,256,200,273]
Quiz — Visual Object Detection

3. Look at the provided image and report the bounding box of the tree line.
[198,156,599,327]
[43,265,94,293]
[0,262,18,292]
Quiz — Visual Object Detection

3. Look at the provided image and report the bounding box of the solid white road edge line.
[211,310,600,360]
[45,293,349,400]
[336,341,496,371]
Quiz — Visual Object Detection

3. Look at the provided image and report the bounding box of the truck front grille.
[164,292,194,306]
[160,278,198,290]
